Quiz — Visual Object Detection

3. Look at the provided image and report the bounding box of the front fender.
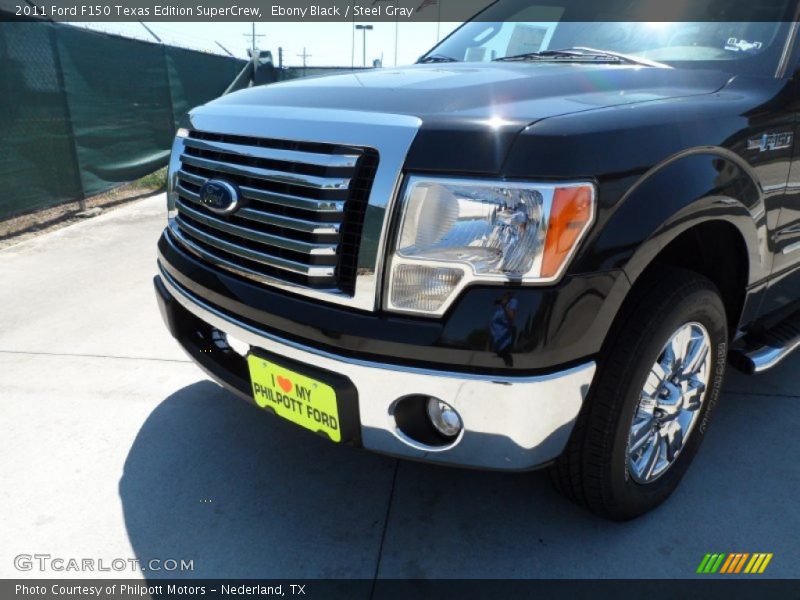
[575,148,767,287]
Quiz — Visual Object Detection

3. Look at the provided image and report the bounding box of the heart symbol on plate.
[276,376,293,394]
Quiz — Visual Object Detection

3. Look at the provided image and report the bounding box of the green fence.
[0,18,245,219]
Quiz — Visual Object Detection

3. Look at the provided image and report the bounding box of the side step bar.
[729,314,800,374]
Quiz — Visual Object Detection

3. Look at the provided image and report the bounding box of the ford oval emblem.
[199,179,240,215]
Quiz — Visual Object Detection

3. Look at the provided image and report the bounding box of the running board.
[729,313,800,374]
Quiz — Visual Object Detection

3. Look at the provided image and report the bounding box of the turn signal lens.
[542,186,594,279]
[390,264,464,313]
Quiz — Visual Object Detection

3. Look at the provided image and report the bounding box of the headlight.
[385,176,595,316]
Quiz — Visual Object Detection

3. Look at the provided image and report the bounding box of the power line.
[137,21,162,43]
[215,41,234,57]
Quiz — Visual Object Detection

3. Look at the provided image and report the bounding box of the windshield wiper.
[495,47,668,68]
[417,53,459,64]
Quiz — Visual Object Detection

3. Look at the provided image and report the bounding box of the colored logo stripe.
[744,553,773,574]
[697,554,725,573]
[697,553,773,574]
[720,553,749,573]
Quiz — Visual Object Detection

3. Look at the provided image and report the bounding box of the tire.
[550,267,729,520]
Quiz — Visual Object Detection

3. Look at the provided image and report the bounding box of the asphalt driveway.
[1,194,798,580]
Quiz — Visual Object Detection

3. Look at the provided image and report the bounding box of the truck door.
[760,36,800,318]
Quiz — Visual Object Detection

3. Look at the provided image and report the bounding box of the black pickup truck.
[154,1,800,519]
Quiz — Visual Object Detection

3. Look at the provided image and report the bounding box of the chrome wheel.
[626,322,712,484]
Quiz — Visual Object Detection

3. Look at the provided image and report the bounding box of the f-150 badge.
[748,132,794,153]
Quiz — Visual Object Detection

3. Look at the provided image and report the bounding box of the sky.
[67,21,463,67]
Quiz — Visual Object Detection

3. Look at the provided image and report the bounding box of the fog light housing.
[426,398,462,438]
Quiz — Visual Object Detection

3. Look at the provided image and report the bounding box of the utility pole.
[297,47,311,76]
[278,47,284,69]
[351,17,356,69]
[394,20,399,67]
[355,24,373,68]
[243,22,265,57]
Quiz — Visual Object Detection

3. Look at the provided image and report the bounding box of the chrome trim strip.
[166,136,184,219]
[175,184,340,235]
[234,207,340,235]
[183,136,360,168]
[169,221,336,278]
[185,105,423,311]
[158,265,596,470]
[239,185,345,214]
[178,170,345,213]
[175,199,338,256]
[776,21,799,79]
[180,154,351,190]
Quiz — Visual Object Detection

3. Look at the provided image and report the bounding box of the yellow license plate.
[246,355,341,443]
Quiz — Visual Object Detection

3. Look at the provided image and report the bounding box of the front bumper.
[155,266,596,471]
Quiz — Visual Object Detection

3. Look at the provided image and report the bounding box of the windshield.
[425,0,795,75]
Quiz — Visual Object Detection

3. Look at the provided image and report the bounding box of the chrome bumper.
[158,267,596,471]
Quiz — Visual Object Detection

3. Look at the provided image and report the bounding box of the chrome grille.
[170,130,379,294]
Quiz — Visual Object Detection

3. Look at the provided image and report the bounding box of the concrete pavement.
[1,193,798,580]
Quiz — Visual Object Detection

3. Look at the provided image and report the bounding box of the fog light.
[426,398,462,438]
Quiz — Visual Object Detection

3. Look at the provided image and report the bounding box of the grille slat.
[170,130,379,296]
[175,184,340,235]
[180,154,351,191]
[239,184,345,214]
[168,222,338,289]
[172,219,335,277]
[175,169,205,187]
[183,136,360,169]
[175,199,338,257]
[177,170,345,214]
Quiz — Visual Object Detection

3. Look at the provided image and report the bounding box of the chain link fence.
[0,17,245,219]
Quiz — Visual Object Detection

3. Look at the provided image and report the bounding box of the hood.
[210,63,732,173]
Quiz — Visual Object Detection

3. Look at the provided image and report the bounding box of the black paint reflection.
[490,291,518,367]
